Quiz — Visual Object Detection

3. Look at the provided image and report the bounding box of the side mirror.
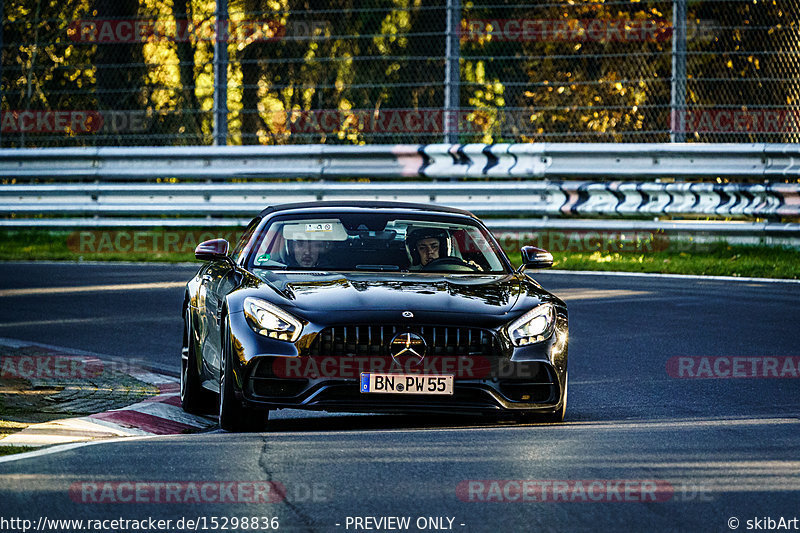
[519,246,553,270]
[195,239,230,262]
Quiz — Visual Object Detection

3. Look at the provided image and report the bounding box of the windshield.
[244,212,509,274]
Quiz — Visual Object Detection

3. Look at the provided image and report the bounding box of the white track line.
[0,434,166,464]
[0,281,185,298]
[541,269,800,284]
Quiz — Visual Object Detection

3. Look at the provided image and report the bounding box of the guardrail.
[2,143,800,181]
[1,144,799,242]
[2,181,798,218]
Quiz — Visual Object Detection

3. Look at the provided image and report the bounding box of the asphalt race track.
[1,262,799,532]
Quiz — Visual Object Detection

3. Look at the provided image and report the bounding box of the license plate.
[360,373,454,395]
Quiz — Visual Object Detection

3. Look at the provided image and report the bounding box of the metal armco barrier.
[2,181,799,218]
[418,143,800,180]
[2,143,800,181]
[1,144,799,238]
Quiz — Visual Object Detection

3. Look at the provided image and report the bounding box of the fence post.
[444,0,461,145]
[213,0,229,146]
[0,0,4,148]
[670,0,687,142]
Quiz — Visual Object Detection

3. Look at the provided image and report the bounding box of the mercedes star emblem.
[389,332,427,363]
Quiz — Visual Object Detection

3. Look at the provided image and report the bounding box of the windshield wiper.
[354,264,401,271]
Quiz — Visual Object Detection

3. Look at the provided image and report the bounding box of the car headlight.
[506,303,556,346]
[243,297,303,342]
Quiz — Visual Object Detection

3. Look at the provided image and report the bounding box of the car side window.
[231,218,261,263]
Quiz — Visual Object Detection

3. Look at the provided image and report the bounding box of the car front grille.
[306,325,499,357]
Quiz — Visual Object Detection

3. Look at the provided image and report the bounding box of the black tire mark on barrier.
[661,183,675,214]
[504,146,520,176]
[417,145,432,175]
[454,145,471,168]
[689,183,702,211]
[714,183,731,215]
[637,182,651,212]
[607,182,626,216]
[572,183,591,215]
[483,145,499,175]
[411,144,793,216]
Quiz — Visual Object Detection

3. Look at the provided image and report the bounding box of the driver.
[287,237,330,268]
[405,228,451,270]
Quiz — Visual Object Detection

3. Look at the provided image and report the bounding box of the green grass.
[0,399,31,457]
[0,446,30,456]
[0,229,201,262]
[508,243,800,279]
[2,229,799,279]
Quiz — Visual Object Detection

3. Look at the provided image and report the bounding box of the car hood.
[241,271,549,323]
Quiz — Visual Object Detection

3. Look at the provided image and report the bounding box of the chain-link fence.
[1,0,799,147]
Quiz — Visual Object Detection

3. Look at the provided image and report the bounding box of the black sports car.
[182,201,568,431]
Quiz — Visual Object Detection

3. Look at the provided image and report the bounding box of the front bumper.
[244,360,564,415]
[226,309,568,416]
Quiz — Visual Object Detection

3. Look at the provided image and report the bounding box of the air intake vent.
[307,325,498,357]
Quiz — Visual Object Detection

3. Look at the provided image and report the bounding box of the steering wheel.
[421,256,476,271]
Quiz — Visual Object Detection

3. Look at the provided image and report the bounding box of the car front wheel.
[219,317,269,432]
[181,309,214,414]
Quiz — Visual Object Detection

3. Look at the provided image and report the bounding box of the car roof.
[257,200,477,219]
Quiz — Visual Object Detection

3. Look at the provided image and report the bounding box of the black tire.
[181,309,215,414]
[219,318,269,432]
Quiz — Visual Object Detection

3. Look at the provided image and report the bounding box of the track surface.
[1,263,798,532]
